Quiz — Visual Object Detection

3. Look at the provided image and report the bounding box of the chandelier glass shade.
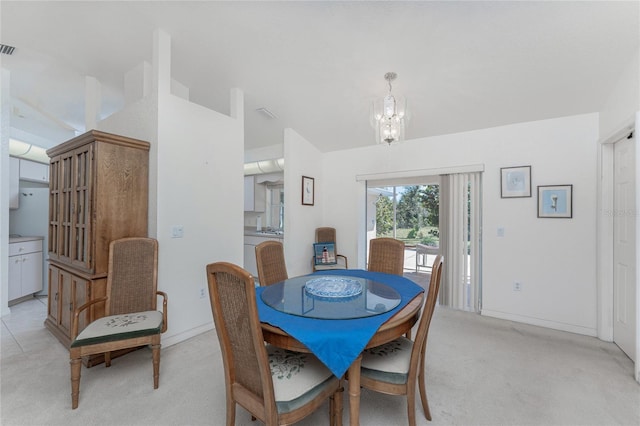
[372,72,407,145]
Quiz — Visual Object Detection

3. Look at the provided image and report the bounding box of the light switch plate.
[172,225,184,238]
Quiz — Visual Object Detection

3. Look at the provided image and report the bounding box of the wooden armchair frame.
[206,262,342,425]
[69,237,167,409]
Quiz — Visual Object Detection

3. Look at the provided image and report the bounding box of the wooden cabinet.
[8,238,43,303]
[44,130,149,362]
[48,265,92,339]
[244,175,265,212]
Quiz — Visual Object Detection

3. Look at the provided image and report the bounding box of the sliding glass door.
[366,171,482,312]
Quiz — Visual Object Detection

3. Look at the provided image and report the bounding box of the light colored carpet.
[1,297,639,426]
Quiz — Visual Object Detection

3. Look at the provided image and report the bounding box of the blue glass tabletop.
[260,275,401,319]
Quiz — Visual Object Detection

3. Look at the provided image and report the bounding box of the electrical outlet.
[513,282,522,291]
[199,288,206,299]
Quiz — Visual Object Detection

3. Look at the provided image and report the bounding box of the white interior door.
[614,133,636,362]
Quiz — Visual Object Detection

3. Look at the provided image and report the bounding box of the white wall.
[245,144,283,163]
[599,47,640,139]
[283,128,324,277]
[100,30,244,347]
[322,113,599,336]
[1,69,10,316]
[154,91,243,345]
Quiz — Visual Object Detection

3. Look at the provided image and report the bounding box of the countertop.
[244,228,284,239]
[9,235,44,243]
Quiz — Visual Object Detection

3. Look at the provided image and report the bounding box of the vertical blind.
[439,172,482,312]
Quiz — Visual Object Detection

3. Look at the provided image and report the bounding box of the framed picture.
[501,166,531,198]
[302,176,314,206]
[313,243,337,265]
[538,185,573,218]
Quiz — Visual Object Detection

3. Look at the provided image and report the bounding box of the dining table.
[256,269,425,426]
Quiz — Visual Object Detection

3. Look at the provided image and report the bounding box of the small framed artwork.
[302,176,314,206]
[538,185,573,218]
[501,166,532,198]
[313,243,337,265]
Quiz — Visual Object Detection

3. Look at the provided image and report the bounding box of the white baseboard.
[161,322,214,348]
[481,309,598,337]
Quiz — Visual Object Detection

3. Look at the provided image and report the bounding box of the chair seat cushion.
[360,336,413,384]
[71,311,163,347]
[267,346,337,413]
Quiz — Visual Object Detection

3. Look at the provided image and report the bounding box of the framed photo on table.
[302,176,314,206]
[538,185,572,218]
[500,165,531,198]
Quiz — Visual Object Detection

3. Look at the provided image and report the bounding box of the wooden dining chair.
[69,237,168,409]
[357,255,444,426]
[367,237,405,276]
[313,227,348,271]
[255,240,288,286]
[205,262,343,426]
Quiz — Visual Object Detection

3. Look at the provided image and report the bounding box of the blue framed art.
[501,165,531,198]
[538,184,572,218]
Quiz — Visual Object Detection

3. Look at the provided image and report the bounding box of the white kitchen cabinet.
[244,235,282,282]
[244,175,266,212]
[243,243,259,278]
[19,159,49,183]
[9,238,44,303]
[9,157,19,209]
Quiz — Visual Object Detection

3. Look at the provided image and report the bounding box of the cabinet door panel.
[70,145,93,271]
[58,270,90,336]
[59,152,74,263]
[21,252,43,295]
[59,269,73,334]
[8,256,21,301]
[75,280,89,333]
[48,266,60,323]
[20,159,49,183]
[48,156,61,259]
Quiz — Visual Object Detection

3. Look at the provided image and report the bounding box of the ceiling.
[1,1,638,153]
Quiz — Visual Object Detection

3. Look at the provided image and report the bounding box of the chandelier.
[372,72,407,145]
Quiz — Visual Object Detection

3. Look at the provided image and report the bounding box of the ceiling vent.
[256,107,278,119]
[0,44,15,55]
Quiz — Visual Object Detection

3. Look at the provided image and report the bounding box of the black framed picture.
[302,176,314,205]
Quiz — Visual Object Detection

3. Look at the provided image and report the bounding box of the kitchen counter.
[244,228,284,239]
[9,235,45,243]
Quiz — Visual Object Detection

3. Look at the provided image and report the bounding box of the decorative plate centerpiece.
[305,277,363,299]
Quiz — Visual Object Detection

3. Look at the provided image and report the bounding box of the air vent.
[256,107,278,119]
[0,44,15,55]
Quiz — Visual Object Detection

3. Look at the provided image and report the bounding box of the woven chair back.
[367,237,405,276]
[315,227,337,246]
[411,255,444,361]
[255,240,288,286]
[107,237,158,316]
[206,262,271,403]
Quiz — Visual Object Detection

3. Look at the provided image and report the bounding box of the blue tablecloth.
[256,269,424,377]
